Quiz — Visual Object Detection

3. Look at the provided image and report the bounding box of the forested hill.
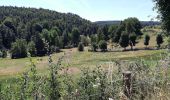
[0,6,98,36]
[0,6,98,49]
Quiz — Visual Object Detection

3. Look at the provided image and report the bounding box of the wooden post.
[123,71,132,98]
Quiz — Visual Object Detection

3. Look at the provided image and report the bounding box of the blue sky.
[0,0,157,22]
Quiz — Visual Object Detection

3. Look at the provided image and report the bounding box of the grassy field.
[0,48,165,78]
[0,27,166,79]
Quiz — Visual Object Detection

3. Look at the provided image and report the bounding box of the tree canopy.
[153,0,170,34]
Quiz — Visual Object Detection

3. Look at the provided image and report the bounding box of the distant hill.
[94,20,160,27]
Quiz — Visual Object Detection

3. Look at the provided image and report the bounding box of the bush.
[49,45,56,54]
[2,50,7,58]
[0,50,7,58]
[98,40,107,52]
[156,34,164,49]
[81,35,90,46]
[28,41,36,57]
[78,42,84,51]
[144,34,150,48]
[91,43,98,52]
[129,33,137,50]
[49,46,61,53]
[11,39,27,59]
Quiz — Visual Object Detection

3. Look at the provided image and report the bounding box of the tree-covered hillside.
[0,6,99,57]
[0,6,97,48]
[0,6,97,34]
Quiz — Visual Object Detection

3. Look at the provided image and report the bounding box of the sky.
[0,0,157,22]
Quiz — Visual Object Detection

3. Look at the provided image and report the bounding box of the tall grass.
[0,50,170,100]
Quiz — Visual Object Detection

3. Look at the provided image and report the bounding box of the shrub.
[156,33,163,49]
[49,45,56,54]
[11,39,27,59]
[165,37,170,50]
[99,40,107,52]
[129,33,137,50]
[91,43,98,52]
[0,50,7,58]
[90,34,97,44]
[2,50,7,58]
[81,35,90,46]
[28,41,36,57]
[49,46,60,53]
[144,34,150,48]
[78,42,84,51]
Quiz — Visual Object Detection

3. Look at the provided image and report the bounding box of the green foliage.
[90,34,97,44]
[54,35,63,49]
[112,25,123,43]
[144,34,150,48]
[71,28,80,47]
[48,55,63,100]
[0,24,15,49]
[109,25,118,38]
[28,41,36,57]
[0,50,7,58]
[129,33,137,50]
[11,39,27,59]
[91,43,98,52]
[102,25,110,41]
[164,37,170,50]
[119,32,129,50]
[33,23,43,33]
[97,28,105,43]
[78,42,84,51]
[1,52,170,99]
[0,6,97,55]
[42,29,60,48]
[111,17,142,44]
[156,33,164,48]
[123,17,142,35]
[33,33,47,56]
[98,40,107,52]
[78,67,96,99]
[80,35,90,46]
[2,50,7,58]
[0,33,3,49]
[0,51,2,58]
[49,29,59,46]
[153,0,170,34]
[62,30,70,48]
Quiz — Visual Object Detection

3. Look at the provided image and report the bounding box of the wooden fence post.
[123,71,132,98]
